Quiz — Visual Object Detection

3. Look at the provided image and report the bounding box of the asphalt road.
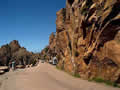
[1,62,120,90]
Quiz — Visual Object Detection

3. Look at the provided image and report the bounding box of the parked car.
[53,59,57,65]
[0,66,9,73]
[49,60,52,64]
[0,70,5,75]
[41,60,44,63]
[16,65,25,69]
[52,57,58,65]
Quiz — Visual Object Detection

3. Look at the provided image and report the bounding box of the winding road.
[1,62,120,90]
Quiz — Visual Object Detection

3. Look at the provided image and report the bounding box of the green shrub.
[31,60,37,66]
[44,47,49,53]
[56,65,60,70]
[91,77,120,88]
[92,77,105,83]
[74,73,81,78]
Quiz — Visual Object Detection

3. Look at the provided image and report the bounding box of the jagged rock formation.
[42,0,120,83]
[40,33,57,61]
[40,46,49,60]
[9,40,21,54]
[0,40,38,67]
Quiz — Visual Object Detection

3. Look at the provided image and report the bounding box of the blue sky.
[0,0,65,52]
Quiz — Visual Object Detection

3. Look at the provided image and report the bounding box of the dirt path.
[0,62,119,90]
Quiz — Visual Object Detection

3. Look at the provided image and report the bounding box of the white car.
[52,57,58,65]
[49,60,52,64]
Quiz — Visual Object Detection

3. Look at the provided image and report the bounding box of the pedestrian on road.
[12,60,16,71]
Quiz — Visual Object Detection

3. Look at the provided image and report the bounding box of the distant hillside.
[0,40,39,67]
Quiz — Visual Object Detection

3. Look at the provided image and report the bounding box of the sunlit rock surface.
[42,0,120,83]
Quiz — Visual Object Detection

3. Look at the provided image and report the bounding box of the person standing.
[12,60,16,71]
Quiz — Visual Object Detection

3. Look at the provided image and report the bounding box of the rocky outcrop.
[9,40,21,54]
[43,0,120,83]
[0,40,38,67]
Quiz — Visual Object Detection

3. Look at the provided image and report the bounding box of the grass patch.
[73,73,81,78]
[56,66,120,88]
[92,78,105,83]
[56,65,61,70]
[117,40,120,44]
[90,77,120,88]
[56,65,81,78]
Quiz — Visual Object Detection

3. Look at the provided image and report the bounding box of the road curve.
[1,62,120,90]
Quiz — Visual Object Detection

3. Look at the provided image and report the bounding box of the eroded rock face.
[43,0,120,83]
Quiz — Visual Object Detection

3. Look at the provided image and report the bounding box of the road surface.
[0,62,120,90]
